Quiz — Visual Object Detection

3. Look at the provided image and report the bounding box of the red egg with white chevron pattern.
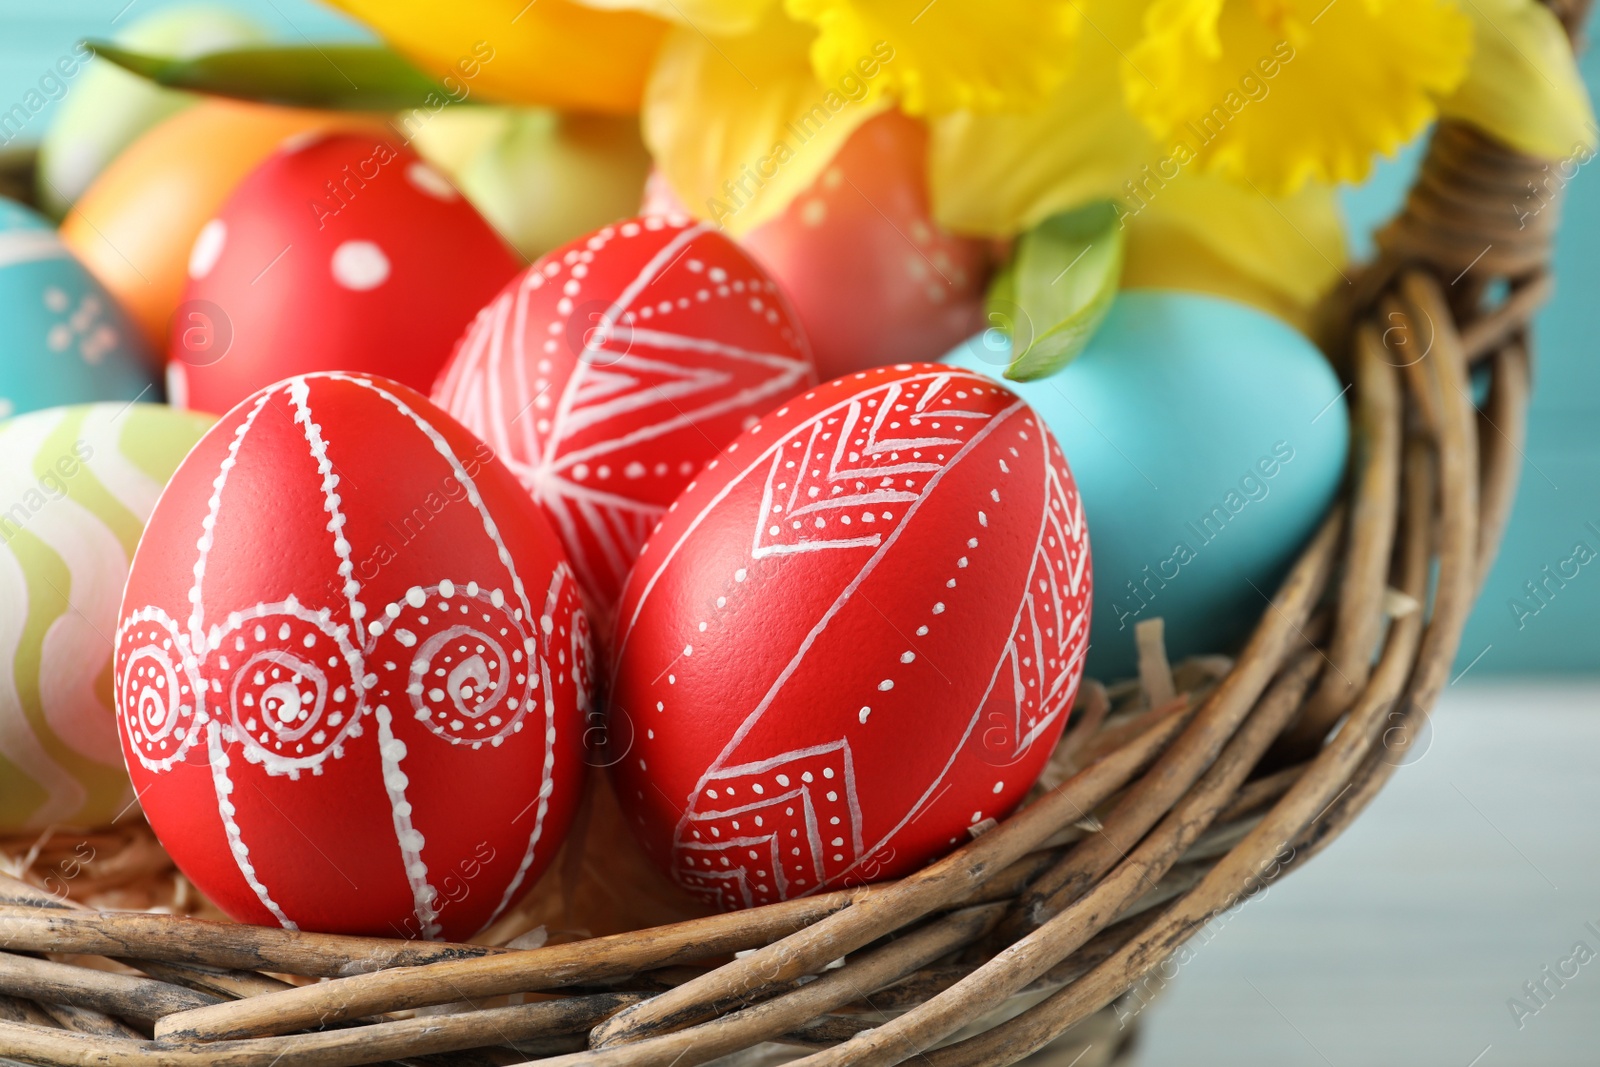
[610,363,1091,910]
[432,215,816,619]
[115,372,591,939]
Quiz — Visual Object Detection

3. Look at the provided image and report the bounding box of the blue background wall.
[2,1,1595,672]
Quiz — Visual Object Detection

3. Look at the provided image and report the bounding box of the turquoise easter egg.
[0,402,214,832]
[943,290,1349,680]
[0,199,157,420]
[36,6,267,218]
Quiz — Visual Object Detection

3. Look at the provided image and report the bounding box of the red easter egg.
[170,133,521,416]
[642,113,991,382]
[115,372,590,939]
[432,215,816,619]
[609,363,1091,910]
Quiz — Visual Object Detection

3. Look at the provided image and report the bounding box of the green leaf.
[84,40,456,111]
[987,200,1124,382]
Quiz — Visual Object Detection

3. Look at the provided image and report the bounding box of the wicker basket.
[0,4,1587,1062]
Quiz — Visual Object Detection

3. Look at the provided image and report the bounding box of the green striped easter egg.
[0,402,214,832]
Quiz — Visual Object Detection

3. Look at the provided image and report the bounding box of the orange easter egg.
[60,99,387,358]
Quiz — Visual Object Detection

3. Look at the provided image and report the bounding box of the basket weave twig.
[0,5,1587,1063]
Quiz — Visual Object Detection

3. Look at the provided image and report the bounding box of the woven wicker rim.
[0,4,1589,1063]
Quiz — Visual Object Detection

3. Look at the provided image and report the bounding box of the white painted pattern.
[750,374,994,559]
[188,220,227,279]
[367,580,536,749]
[186,594,365,926]
[333,374,537,626]
[118,606,207,775]
[375,702,437,939]
[485,654,559,929]
[211,597,364,775]
[485,562,589,930]
[330,240,390,291]
[288,378,365,626]
[549,341,804,466]
[207,719,296,930]
[820,414,1090,884]
[616,371,1015,657]
[1002,460,1090,757]
[677,740,864,908]
[538,224,712,476]
[406,162,458,201]
[334,373,558,936]
[186,388,278,655]
[363,576,544,938]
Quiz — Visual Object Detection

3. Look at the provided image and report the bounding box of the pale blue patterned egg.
[0,198,157,420]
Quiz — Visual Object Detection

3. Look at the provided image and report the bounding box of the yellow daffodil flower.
[642,5,887,234]
[1123,0,1473,195]
[785,0,1081,115]
[325,0,1591,322]
[635,0,1084,234]
[929,0,1346,318]
[1118,176,1346,332]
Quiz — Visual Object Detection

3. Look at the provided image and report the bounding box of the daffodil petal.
[576,0,775,36]
[1121,171,1347,314]
[927,2,1152,234]
[1122,225,1317,333]
[784,0,1079,115]
[1123,0,1473,195]
[928,101,1150,237]
[643,8,885,235]
[929,0,1344,319]
[324,0,666,113]
[1439,0,1596,161]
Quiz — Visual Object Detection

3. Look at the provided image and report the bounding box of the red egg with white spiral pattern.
[116,372,590,939]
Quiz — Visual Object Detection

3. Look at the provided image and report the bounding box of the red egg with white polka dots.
[609,362,1091,910]
[115,372,590,938]
[168,133,521,416]
[432,215,816,620]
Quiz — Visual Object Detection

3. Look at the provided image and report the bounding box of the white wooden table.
[1138,680,1600,1066]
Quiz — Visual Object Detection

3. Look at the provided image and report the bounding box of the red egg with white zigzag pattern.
[610,363,1091,910]
[115,372,590,939]
[431,215,816,622]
